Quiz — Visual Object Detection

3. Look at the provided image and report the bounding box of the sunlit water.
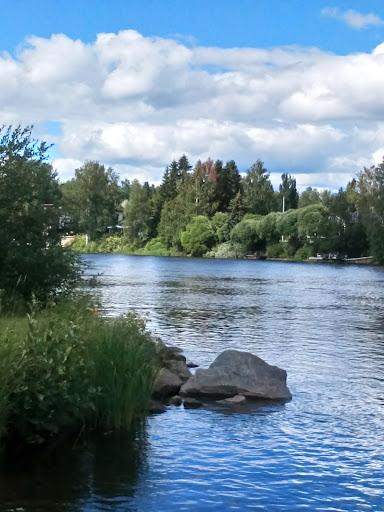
[1,255,384,511]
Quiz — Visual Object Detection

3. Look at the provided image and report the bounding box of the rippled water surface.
[1,255,384,511]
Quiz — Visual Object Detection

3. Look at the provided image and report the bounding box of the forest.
[61,155,384,263]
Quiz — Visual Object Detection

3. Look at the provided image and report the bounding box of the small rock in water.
[218,394,247,405]
[169,395,182,406]
[148,400,167,414]
[186,361,199,368]
[183,398,203,409]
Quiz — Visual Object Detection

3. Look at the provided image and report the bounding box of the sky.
[1,0,384,189]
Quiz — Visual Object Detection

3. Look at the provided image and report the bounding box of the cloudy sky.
[1,0,384,189]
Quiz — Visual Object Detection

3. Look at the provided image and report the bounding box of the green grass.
[0,298,160,447]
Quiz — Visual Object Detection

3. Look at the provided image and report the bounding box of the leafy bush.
[0,299,159,446]
[211,212,231,243]
[180,216,215,256]
[230,218,262,254]
[136,238,178,257]
[294,245,314,260]
[266,242,289,258]
[207,242,242,259]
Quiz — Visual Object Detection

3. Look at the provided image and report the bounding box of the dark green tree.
[356,161,384,262]
[158,175,195,249]
[62,161,120,240]
[124,180,154,247]
[0,126,78,303]
[216,160,241,212]
[243,160,275,215]
[279,173,299,211]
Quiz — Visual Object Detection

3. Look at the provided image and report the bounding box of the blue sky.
[1,1,384,188]
[2,0,384,53]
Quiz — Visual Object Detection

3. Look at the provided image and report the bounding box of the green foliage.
[180,216,215,256]
[0,300,159,445]
[216,160,241,212]
[266,242,290,259]
[70,235,130,254]
[299,187,321,208]
[276,209,299,239]
[297,204,329,241]
[206,242,237,259]
[257,212,282,244]
[230,217,261,255]
[243,160,276,215]
[356,162,384,263]
[294,245,314,260]
[279,173,299,210]
[211,212,231,243]
[136,238,179,257]
[61,161,120,240]
[158,187,195,249]
[0,125,79,305]
[124,180,155,247]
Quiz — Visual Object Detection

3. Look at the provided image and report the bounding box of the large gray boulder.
[180,350,291,400]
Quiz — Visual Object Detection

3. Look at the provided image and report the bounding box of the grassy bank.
[70,235,181,257]
[0,298,159,447]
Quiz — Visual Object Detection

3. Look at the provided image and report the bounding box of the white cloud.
[321,7,384,30]
[2,29,384,188]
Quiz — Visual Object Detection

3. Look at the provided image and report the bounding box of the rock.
[152,368,182,398]
[169,395,182,406]
[218,394,247,405]
[180,350,292,400]
[183,397,203,409]
[187,361,199,368]
[164,359,192,383]
[157,342,186,363]
[148,400,167,414]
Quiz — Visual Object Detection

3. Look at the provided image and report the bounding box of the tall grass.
[0,299,159,447]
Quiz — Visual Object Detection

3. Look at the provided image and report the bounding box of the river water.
[1,255,384,511]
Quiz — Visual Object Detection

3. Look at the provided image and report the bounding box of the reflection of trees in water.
[0,421,149,511]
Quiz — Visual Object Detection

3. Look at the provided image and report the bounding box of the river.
[1,255,384,511]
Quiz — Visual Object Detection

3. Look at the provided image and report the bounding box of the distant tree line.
[60,155,384,263]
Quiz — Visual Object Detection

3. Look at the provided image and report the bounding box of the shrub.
[180,216,215,256]
[294,245,314,260]
[266,242,289,259]
[207,242,241,259]
[0,300,159,446]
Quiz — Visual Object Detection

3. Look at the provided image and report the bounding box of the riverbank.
[68,235,375,265]
[0,298,159,450]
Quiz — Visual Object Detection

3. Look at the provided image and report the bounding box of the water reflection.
[0,426,149,512]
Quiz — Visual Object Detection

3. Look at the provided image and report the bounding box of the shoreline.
[74,248,377,266]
